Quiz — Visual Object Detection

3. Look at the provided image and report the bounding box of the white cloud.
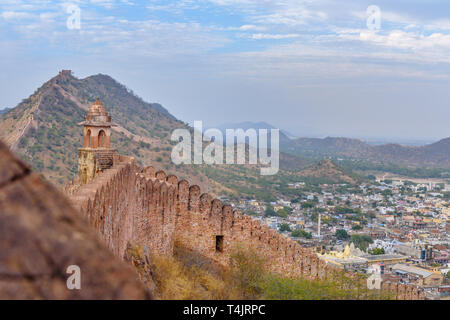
[2,0,450,83]
[356,30,450,51]
[252,8,327,27]
[0,11,33,20]
[239,24,265,31]
[251,33,300,39]
[351,9,416,26]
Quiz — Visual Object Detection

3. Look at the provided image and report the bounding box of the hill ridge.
[290,136,450,168]
[0,71,311,201]
[297,158,361,184]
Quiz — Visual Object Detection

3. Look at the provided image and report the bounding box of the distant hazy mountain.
[289,136,450,169]
[0,108,10,116]
[364,138,438,147]
[212,122,450,169]
[212,121,298,149]
[216,121,296,138]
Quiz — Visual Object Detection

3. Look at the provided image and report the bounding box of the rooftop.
[363,254,407,262]
[392,264,434,278]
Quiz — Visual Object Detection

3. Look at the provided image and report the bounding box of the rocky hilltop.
[0,70,187,185]
[297,159,361,184]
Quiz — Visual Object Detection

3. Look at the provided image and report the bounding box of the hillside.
[0,70,193,185]
[288,136,450,169]
[213,123,450,171]
[296,159,362,184]
[372,139,450,167]
[0,71,310,199]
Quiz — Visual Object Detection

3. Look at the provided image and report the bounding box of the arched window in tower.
[98,130,106,148]
[82,168,87,184]
[86,129,92,148]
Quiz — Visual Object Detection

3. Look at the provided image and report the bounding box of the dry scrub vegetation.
[127,242,392,300]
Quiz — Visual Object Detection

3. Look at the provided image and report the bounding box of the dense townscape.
[226,179,450,300]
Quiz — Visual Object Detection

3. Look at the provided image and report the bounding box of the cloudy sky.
[1,0,449,142]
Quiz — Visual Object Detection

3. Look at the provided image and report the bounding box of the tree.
[367,211,376,220]
[335,229,349,240]
[350,234,373,251]
[277,207,292,218]
[432,263,441,268]
[265,205,276,217]
[352,225,363,231]
[301,201,315,209]
[279,223,291,232]
[291,229,312,239]
[369,247,385,255]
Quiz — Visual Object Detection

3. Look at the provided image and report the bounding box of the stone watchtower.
[78,99,117,185]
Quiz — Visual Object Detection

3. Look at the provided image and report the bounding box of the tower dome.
[84,99,111,124]
[88,99,108,116]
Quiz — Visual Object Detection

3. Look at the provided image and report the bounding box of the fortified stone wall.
[69,157,425,300]
[70,156,177,258]
[70,155,138,257]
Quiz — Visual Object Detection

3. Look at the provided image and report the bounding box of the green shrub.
[226,245,391,300]
[291,229,312,239]
[227,245,266,299]
[279,223,291,232]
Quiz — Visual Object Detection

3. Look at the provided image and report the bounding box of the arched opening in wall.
[98,130,106,148]
[215,235,224,252]
[87,129,92,147]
